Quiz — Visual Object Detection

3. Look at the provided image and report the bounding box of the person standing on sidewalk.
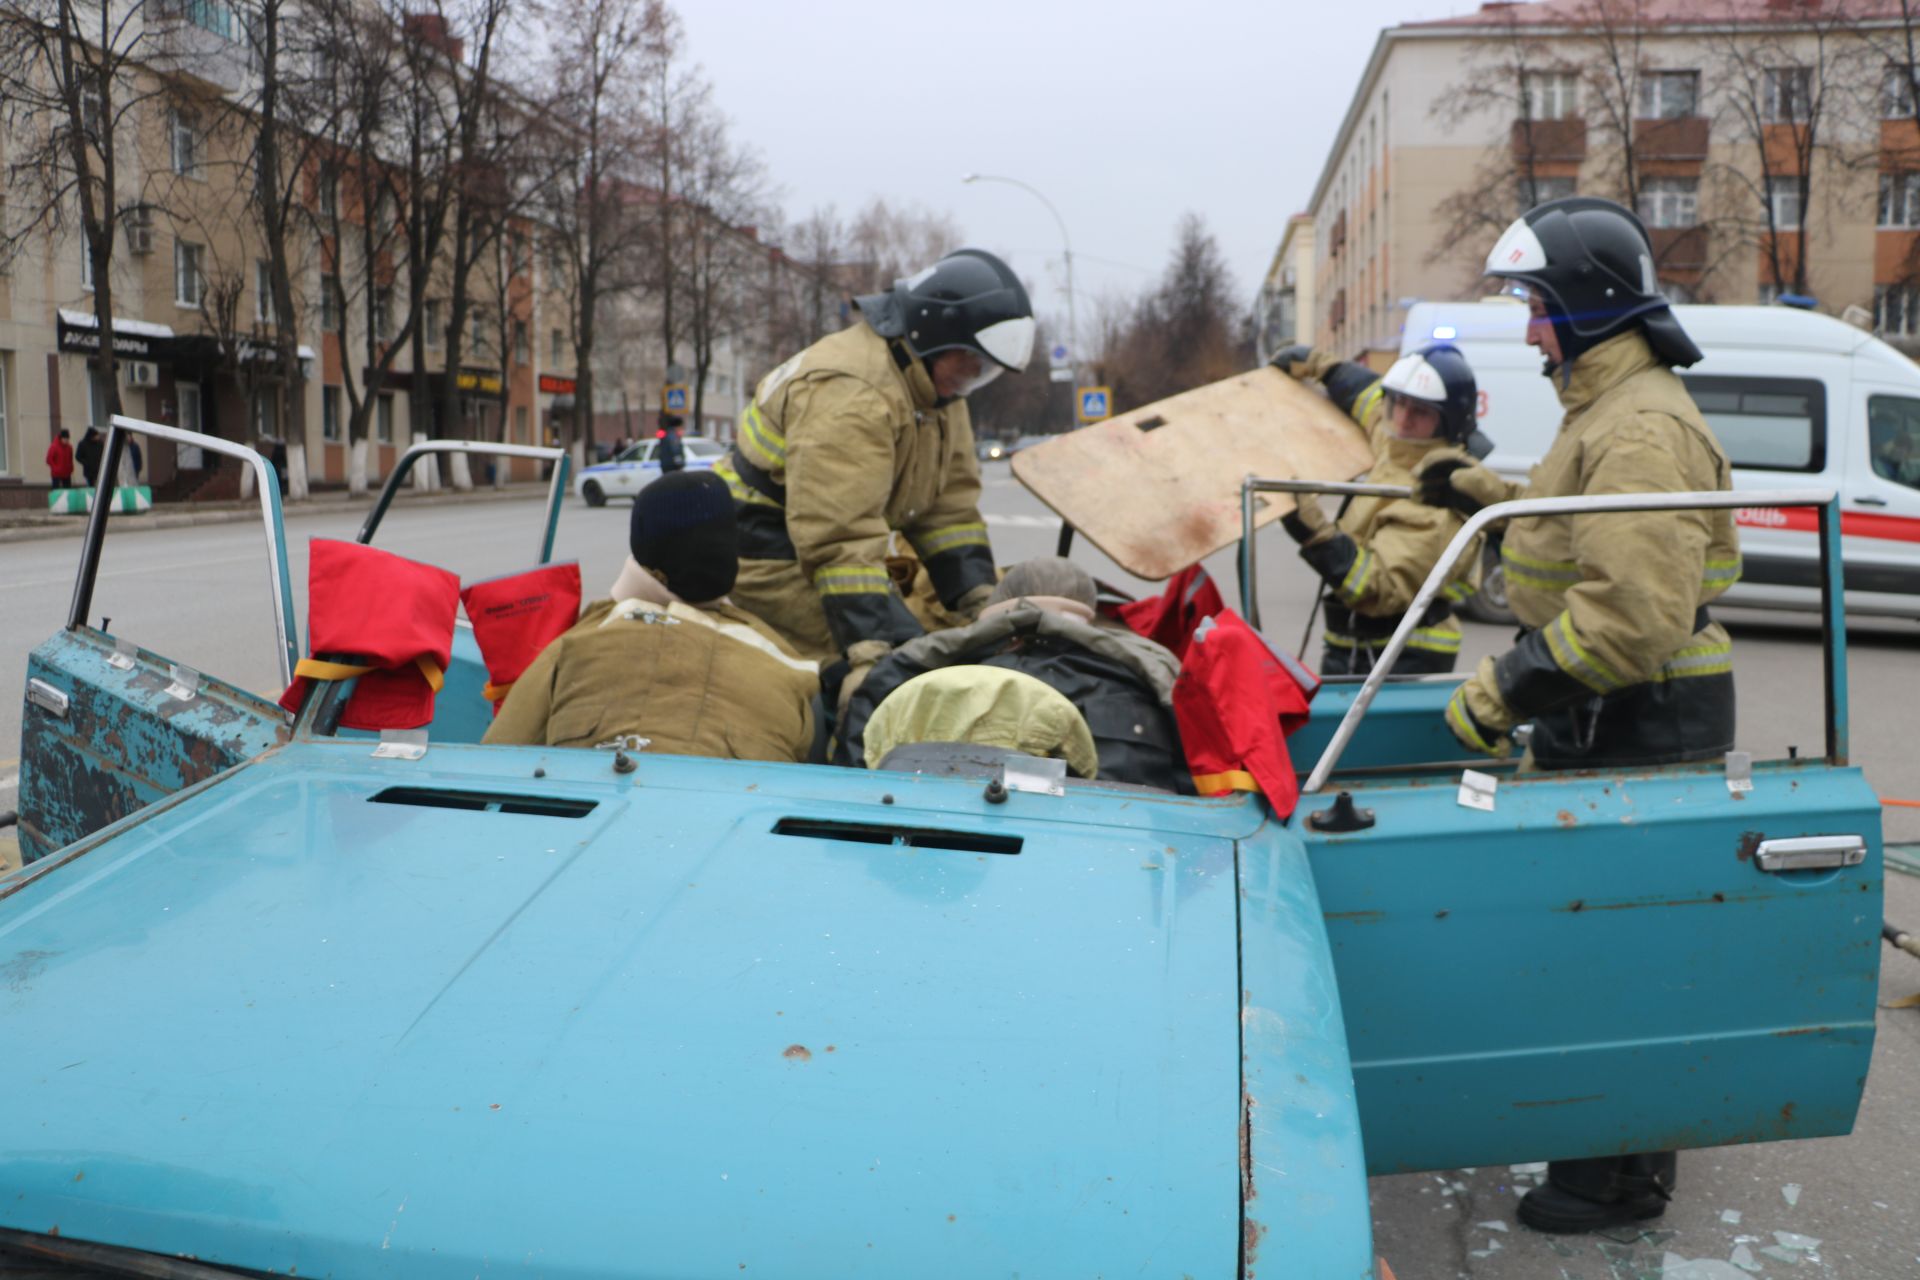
[45,430,74,490]
[657,415,687,474]
[76,428,104,490]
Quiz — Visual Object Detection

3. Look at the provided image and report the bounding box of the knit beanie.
[630,470,738,603]
[987,556,1097,611]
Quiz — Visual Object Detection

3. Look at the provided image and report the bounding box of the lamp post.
[962,172,1079,385]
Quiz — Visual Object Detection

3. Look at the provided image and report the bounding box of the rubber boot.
[1517,1151,1677,1234]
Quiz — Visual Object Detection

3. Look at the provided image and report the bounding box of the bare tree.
[1573,0,1651,209]
[673,107,770,429]
[842,196,962,293]
[535,0,664,466]
[1704,0,1861,300]
[0,0,175,455]
[1847,0,1920,319]
[1427,4,1572,287]
[1098,213,1247,413]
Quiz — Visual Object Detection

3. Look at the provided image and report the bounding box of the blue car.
[0,424,1884,1279]
[576,434,722,506]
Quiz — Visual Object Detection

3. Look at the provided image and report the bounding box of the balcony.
[1512,117,1587,164]
[1650,226,1708,271]
[1636,116,1709,162]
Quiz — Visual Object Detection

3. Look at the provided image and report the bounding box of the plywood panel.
[1011,367,1374,581]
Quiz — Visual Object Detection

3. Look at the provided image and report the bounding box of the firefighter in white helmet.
[1270,341,1489,675]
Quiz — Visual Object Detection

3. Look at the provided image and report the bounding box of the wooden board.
[1010,367,1374,581]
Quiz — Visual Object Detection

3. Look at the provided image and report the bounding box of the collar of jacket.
[1380,431,1452,473]
[1554,328,1661,416]
[888,601,1181,706]
[884,335,940,412]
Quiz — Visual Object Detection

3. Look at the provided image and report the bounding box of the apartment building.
[1253,214,1316,362]
[1295,0,1915,363]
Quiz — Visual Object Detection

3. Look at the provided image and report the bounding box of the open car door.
[1288,487,1882,1171]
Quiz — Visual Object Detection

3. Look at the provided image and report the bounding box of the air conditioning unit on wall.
[124,361,159,388]
[126,224,154,255]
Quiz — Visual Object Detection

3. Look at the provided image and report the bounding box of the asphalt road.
[1,469,1917,1277]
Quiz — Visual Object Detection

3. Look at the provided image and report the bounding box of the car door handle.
[1853,495,1889,507]
[1753,835,1867,872]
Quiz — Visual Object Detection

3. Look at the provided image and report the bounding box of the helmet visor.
[975,315,1037,372]
[950,356,1005,397]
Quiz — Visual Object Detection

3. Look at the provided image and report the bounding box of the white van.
[1402,301,1920,621]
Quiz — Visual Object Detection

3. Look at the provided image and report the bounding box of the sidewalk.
[0,480,556,544]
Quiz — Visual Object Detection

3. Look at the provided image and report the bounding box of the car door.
[1844,386,1920,605]
[609,442,652,496]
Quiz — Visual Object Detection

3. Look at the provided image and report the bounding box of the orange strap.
[481,679,513,704]
[1191,769,1260,795]
[295,655,444,690]
[1882,797,1920,809]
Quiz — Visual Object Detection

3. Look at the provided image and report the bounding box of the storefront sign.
[57,313,169,360]
[538,373,576,395]
[457,367,504,398]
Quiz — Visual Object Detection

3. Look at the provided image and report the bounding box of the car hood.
[0,743,1259,1279]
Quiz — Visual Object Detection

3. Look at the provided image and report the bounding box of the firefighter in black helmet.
[1413,195,1741,1235]
[1270,341,1489,675]
[710,248,1035,712]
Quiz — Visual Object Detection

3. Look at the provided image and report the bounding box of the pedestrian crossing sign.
[1077,386,1112,422]
[663,384,690,413]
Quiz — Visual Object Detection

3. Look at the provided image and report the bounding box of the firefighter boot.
[1517,1151,1677,1234]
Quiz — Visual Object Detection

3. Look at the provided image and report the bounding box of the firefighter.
[714,248,1035,703]
[1269,341,1487,676]
[1414,195,1741,1234]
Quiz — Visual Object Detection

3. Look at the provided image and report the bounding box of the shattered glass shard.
[1780,1182,1802,1207]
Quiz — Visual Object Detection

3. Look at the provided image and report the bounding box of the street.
[2,473,1918,1277]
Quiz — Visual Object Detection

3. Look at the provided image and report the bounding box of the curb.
[0,483,558,544]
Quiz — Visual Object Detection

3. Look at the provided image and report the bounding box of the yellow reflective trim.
[1544,612,1624,694]
[1352,380,1386,427]
[1501,545,1581,583]
[1651,640,1733,681]
[813,565,891,596]
[1442,580,1477,603]
[1702,556,1743,584]
[1406,626,1463,654]
[912,522,991,554]
[712,458,782,509]
[1446,686,1498,754]
[739,402,786,465]
[1337,547,1376,604]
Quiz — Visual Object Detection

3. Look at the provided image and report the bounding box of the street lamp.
[962,172,1079,385]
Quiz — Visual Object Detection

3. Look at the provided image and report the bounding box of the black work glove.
[1416,457,1508,519]
[1269,344,1316,378]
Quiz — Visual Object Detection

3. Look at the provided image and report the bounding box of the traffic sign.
[1049,343,1070,367]
[663,384,690,413]
[1077,386,1112,422]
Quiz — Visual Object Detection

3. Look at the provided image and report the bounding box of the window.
[471,311,492,358]
[1880,173,1920,228]
[1763,66,1812,123]
[1868,395,1920,490]
[513,404,528,444]
[1524,71,1579,120]
[545,237,566,280]
[169,109,200,177]
[1875,283,1920,338]
[251,387,278,438]
[373,287,392,341]
[1768,177,1802,231]
[79,86,103,146]
[173,240,204,307]
[1638,177,1699,228]
[321,274,342,331]
[0,352,10,475]
[322,385,342,442]
[513,320,528,365]
[178,0,233,39]
[1884,64,1917,119]
[1682,375,1825,471]
[318,166,338,219]
[80,236,94,291]
[1758,282,1785,306]
[87,369,111,429]
[510,232,529,277]
[376,393,394,444]
[1637,70,1699,119]
[550,328,564,364]
[424,299,443,350]
[254,259,275,324]
[1518,174,1575,214]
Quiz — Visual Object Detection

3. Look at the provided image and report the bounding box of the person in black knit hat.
[484,470,819,760]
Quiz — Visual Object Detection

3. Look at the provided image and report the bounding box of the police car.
[575,434,723,505]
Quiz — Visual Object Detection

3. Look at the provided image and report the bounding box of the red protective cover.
[279,539,461,730]
[1115,564,1225,661]
[1172,610,1319,818]
[461,562,583,711]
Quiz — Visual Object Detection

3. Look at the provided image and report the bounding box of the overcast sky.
[676,0,1474,352]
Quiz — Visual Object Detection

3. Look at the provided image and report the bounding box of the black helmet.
[1380,342,1478,444]
[1484,196,1701,369]
[854,248,1036,389]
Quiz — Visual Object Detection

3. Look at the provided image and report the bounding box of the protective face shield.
[1380,343,1478,444]
[855,249,1037,379]
[945,351,1006,397]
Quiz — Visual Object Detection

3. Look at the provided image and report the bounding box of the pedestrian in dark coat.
[657,415,686,473]
[76,428,104,489]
